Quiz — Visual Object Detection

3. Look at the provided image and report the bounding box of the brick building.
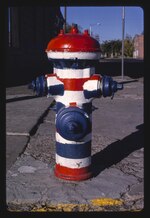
[133,34,144,59]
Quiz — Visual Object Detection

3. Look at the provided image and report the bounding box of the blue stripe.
[84,89,101,99]
[49,59,98,69]
[56,141,91,159]
[48,84,64,96]
[56,102,93,114]
[56,102,65,114]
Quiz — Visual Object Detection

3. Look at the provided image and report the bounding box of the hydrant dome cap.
[46,27,101,53]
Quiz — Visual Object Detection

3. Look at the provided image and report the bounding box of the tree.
[124,35,134,57]
[101,40,110,57]
[112,40,122,57]
[100,36,134,58]
[101,40,122,58]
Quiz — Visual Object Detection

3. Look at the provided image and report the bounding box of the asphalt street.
[6,76,144,212]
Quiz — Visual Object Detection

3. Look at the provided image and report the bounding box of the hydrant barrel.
[45,26,102,181]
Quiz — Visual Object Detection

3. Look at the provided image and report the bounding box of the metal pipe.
[121,6,125,80]
[64,6,67,33]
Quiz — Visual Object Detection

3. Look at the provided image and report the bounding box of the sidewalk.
[6,87,53,171]
[6,76,144,211]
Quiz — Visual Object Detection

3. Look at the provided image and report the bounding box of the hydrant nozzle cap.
[46,25,101,53]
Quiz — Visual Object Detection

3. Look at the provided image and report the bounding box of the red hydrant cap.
[46,26,101,60]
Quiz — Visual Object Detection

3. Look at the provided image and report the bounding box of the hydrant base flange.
[54,165,92,181]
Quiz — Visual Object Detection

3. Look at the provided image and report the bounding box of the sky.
[60,6,144,43]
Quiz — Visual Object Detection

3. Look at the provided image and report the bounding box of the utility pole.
[64,6,67,33]
[89,22,101,36]
[121,6,125,80]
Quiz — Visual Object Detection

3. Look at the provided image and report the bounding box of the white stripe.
[47,51,101,60]
[54,68,95,79]
[47,76,63,87]
[56,154,91,169]
[83,80,100,91]
[55,90,92,105]
[56,132,92,144]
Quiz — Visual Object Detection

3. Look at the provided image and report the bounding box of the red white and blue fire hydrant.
[29,26,123,181]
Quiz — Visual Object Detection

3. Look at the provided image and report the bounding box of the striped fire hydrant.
[29,26,123,181]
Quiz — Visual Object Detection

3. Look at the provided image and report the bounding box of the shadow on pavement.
[118,79,138,84]
[92,124,144,177]
[96,59,144,79]
[6,95,38,103]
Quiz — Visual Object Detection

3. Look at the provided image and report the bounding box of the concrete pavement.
[6,87,53,171]
[6,76,144,212]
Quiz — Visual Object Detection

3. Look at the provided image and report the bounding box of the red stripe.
[46,73,56,78]
[59,78,88,91]
[46,74,102,91]
[54,164,92,181]
[90,74,102,81]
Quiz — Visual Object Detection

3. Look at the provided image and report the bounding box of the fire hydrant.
[29,26,123,181]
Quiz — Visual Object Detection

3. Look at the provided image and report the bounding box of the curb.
[8,198,124,212]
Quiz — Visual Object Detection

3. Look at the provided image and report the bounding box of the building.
[6,7,64,86]
[133,34,144,59]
